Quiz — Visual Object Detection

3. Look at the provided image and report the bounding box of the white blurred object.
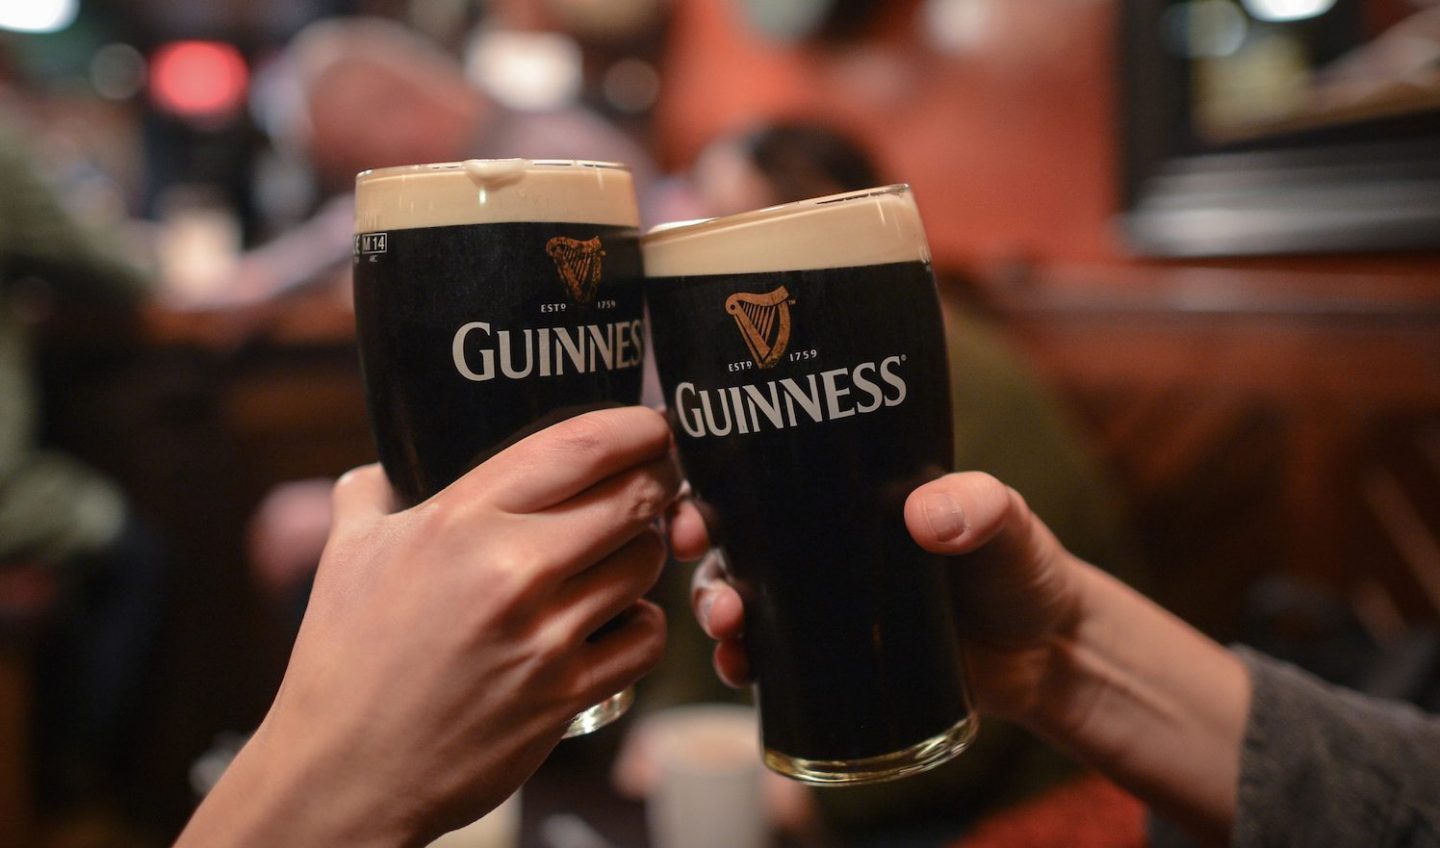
[539,814,614,848]
[156,185,242,305]
[920,0,994,54]
[644,705,767,848]
[0,0,78,33]
[1162,0,1249,59]
[466,29,583,112]
[428,791,522,848]
[189,732,250,798]
[1242,0,1338,23]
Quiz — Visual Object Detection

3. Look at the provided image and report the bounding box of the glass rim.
[357,158,630,182]
[643,183,912,242]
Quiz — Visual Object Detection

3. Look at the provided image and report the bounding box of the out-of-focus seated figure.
[0,123,170,814]
[618,119,1142,840]
[220,15,659,308]
[689,121,888,217]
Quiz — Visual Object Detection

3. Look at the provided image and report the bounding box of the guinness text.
[674,355,908,438]
[452,319,644,382]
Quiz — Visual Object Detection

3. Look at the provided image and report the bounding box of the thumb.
[905,472,1067,571]
[906,472,1079,649]
[905,471,1018,555]
[330,464,395,531]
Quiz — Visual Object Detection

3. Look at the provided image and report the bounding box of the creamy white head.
[641,185,931,276]
[355,159,639,232]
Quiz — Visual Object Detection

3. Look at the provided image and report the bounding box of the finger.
[693,581,744,643]
[666,497,710,562]
[690,551,745,641]
[687,551,750,687]
[520,456,682,582]
[551,529,667,642]
[689,549,726,603]
[330,464,395,530]
[572,600,667,710]
[445,407,671,515]
[713,638,752,688]
[906,472,1076,648]
[904,472,1065,569]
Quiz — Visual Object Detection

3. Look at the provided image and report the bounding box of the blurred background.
[1,0,1438,845]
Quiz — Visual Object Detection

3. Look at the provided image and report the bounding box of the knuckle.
[409,498,456,535]
[549,414,612,460]
[491,550,549,608]
[330,467,366,511]
[965,471,1017,519]
[967,470,1007,501]
[534,623,576,668]
[469,547,551,630]
[633,407,670,447]
[334,463,376,491]
[625,469,671,524]
[1003,483,1034,524]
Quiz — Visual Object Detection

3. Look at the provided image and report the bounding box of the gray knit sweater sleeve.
[1226,646,1440,846]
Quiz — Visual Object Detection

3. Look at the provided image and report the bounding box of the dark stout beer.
[644,187,977,784]
[353,159,644,736]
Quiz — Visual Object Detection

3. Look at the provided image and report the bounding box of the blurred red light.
[150,41,248,119]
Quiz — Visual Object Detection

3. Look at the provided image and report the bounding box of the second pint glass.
[353,159,646,737]
[643,186,978,783]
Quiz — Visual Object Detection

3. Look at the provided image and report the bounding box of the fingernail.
[698,591,716,632]
[921,492,966,542]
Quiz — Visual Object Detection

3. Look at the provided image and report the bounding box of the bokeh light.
[149,40,249,120]
[0,0,78,34]
[91,43,148,101]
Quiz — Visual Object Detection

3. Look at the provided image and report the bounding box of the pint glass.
[643,186,977,783]
[353,159,646,737]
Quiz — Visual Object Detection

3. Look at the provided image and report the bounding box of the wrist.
[1009,560,1249,841]
[178,708,423,848]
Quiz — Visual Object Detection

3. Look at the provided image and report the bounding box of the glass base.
[562,687,634,738]
[763,713,979,785]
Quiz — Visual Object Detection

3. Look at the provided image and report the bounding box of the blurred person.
[618,120,1139,839]
[219,15,660,308]
[689,121,885,217]
[178,407,677,847]
[680,471,1440,846]
[0,122,169,810]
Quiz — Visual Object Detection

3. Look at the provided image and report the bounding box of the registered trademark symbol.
[901,354,907,362]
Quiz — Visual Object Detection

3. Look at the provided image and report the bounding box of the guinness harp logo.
[545,236,605,304]
[726,286,793,369]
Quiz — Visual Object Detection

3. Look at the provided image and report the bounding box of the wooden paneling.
[975,263,1440,635]
[36,301,373,833]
